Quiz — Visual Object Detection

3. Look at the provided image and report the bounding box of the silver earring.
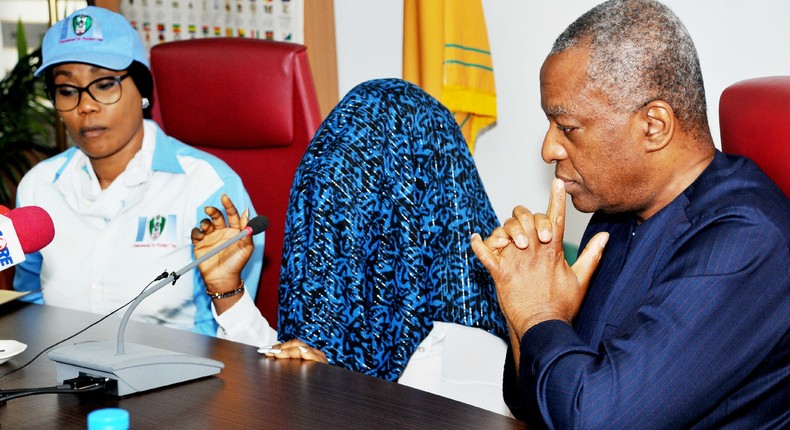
[141,98,151,109]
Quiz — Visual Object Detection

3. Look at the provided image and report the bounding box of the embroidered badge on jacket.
[134,214,177,248]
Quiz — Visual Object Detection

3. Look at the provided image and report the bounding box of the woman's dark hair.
[127,60,154,118]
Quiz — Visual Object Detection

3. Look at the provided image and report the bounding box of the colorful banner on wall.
[403,0,497,154]
[119,0,303,52]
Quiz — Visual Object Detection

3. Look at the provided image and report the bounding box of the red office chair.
[719,76,790,198]
[149,38,322,326]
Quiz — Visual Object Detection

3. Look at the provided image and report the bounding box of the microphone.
[47,215,269,396]
[0,206,55,272]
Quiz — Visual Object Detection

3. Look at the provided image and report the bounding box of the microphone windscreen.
[6,206,56,253]
[247,215,269,235]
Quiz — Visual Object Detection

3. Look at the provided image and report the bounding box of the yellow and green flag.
[403,0,497,153]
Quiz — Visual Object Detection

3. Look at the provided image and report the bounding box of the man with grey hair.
[471,0,790,428]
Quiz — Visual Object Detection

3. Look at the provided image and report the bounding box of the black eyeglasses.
[50,73,131,112]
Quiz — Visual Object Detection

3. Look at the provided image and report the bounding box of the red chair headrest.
[150,38,301,149]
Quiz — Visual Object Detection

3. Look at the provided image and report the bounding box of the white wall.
[333,0,790,246]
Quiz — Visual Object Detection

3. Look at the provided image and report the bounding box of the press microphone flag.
[47,215,269,396]
[0,206,56,272]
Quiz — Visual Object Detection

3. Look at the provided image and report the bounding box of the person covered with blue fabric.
[269,78,511,415]
[14,6,275,346]
[471,0,790,427]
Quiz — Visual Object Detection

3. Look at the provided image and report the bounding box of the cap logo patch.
[72,14,93,36]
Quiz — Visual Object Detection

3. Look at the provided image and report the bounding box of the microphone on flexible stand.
[47,216,269,397]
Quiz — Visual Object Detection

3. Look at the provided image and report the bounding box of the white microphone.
[47,215,269,396]
[0,205,55,272]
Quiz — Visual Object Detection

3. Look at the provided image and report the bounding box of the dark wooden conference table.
[0,301,528,429]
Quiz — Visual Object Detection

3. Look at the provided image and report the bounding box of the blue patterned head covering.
[278,78,507,380]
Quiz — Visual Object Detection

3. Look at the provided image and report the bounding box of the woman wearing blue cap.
[12,6,283,348]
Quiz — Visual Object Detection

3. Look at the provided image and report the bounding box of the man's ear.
[642,100,674,152]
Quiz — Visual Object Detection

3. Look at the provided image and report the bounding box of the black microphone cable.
[0,374,116,402]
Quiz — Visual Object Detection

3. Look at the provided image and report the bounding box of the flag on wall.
[403,0,497,153]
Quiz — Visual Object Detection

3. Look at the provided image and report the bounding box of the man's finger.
[471,233,499,272]
[507,206,535,249]
[571,232,609,295]
[546,178,567,249]
[483,232,512,251]
[533,213,553,243]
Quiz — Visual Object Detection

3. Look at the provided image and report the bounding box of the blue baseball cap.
[35,6,149,77]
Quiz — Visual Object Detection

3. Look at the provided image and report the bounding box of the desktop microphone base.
[47,341,224,396]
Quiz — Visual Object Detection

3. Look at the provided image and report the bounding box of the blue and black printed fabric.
[278,78,507,381]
